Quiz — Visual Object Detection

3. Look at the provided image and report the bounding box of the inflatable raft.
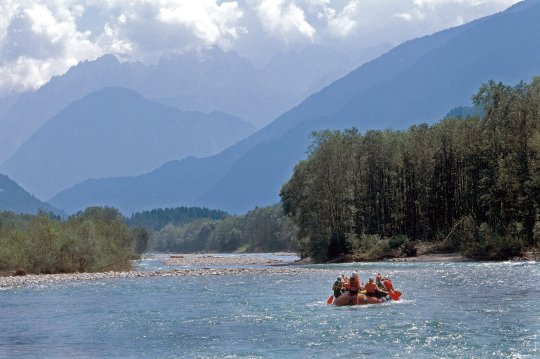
[333,293,391,306]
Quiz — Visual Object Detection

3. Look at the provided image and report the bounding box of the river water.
[1,257,539,358]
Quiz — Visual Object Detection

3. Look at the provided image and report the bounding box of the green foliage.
[0,207,146,274]
[131,227,151,256]
[127,206,228,230]
[388,235,409,250]
[150,205,297,253]
[281,78,540,262]
[462,223,525,260]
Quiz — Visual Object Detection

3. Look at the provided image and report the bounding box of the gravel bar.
[0,266,326,289]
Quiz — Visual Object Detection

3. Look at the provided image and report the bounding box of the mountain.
[0,174,59,215]
[51,0,540,214]
[260,45,389,106]
[1,87,254,200]
[0,47,367,165]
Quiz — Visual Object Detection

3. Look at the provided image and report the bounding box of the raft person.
[332,276,344,298]
[349,271,360,296]
[376,274,385,290]
[343,275,351,292]
[382,276,394,292]
[364,277,388,298]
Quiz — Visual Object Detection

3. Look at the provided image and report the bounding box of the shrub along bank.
[0,207,149,275]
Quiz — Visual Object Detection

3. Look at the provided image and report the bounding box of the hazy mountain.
[260,45,390,105]
[0,46,367,165]
[0,93,20,119]
[1,87,254,200]
[0,174,59,215]
[51,0,540,214]
[0,55,138,165]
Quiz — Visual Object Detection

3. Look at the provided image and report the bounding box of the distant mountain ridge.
[0,47,370,165]
[51,0,540,214]
[0,174,59,215]
[1,87,254,199]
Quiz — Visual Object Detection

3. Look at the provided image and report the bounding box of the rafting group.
[327,272,402,306]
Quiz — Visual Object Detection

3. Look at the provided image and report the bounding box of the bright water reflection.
[1,261,539,358]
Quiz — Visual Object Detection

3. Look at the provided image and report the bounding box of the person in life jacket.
[332,276,344,298]
[349,271,360,296]
[382,276,394,292]
[343,275,351,291]
[364,277,388,298]
[376,273,385,290]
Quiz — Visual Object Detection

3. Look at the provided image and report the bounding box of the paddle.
[388,290,401,301]
[327,295,334,304]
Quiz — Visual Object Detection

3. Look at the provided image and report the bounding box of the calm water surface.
[1,258,539,358]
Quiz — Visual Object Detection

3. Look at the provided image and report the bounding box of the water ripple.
[1,262,539,358]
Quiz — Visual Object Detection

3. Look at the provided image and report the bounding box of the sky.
[0,0,522,95]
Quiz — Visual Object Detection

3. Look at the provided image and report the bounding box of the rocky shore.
[163,254,287,267]
[3,251,537,289]
[0,264,321,290]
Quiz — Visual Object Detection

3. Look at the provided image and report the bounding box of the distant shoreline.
[2,252,537,289]
[298,250,540,264]
[0,266,323,289]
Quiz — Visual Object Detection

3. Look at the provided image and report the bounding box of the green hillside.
[0,174,59,215]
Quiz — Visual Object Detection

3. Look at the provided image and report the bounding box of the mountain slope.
[0,174,59,214]
[0,47,369,165]
[1,87,254,200]
[51,0,540,214]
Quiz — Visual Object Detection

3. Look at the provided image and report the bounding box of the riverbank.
[310,246,540,263]
[163,253,291,267]
[0,266,323,289]
[0,253,308,289]
[383,252,466,262]
[2,251,537,289]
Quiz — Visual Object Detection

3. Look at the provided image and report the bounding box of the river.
[1,256,539,358]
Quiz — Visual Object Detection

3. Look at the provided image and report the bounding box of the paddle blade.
[389,291,401,301]
[327,295,334,304]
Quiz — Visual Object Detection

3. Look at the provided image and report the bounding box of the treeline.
[151,205,296,253]
[127,206,228,230]
[0,207,149,274]
[281,79,540,262]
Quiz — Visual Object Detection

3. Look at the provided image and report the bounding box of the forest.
[150,205,296,253]
[127,206,228,230]
[0,207,149,274]
[281,79,540,262]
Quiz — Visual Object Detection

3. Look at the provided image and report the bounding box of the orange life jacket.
[349,277,360,292]
[383,279,394,291]
[364,282,378,294]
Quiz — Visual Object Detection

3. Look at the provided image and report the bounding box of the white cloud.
[0,0,102,94]
[157,0,244,46]
[325,1,359,38]
[256,0,316,41]
[394,9,426,22]
[0,0,523,95]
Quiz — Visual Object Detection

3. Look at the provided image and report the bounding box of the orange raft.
[333,293,391,306]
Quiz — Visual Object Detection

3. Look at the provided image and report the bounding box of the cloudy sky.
[0,0,521,95]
